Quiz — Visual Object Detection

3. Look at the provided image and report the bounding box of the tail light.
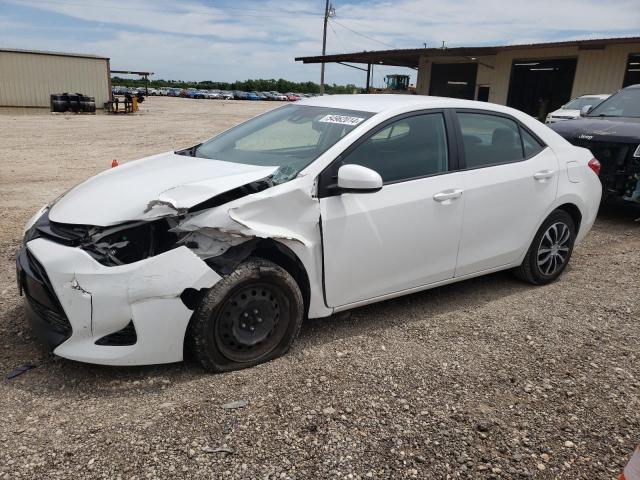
[588,158,601,176]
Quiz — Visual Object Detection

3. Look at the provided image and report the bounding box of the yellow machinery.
[369,74,415,94]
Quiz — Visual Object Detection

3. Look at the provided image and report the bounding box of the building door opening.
[429,63,478,100]
[623,53,640,87]
[477,85,490,102]
[507,58,577,120]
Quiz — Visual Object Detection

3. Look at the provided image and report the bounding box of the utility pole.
[320,0,335,95]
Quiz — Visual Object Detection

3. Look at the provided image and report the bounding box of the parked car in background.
[246,92,260,101]
[550,84,640,204]
[270,91,288,101]
[285,93,300,101]
[18,95,601,371]
[545,94,609,124]
[220,91,234,100]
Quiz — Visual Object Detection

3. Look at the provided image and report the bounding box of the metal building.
[0,48,111,108]
[296,36,640,121]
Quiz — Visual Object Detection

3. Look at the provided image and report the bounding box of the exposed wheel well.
[555,203,582,232]
[183,239,311,358]
[251,240,311,317]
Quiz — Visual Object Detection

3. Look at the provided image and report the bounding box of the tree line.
[111,77,360,94]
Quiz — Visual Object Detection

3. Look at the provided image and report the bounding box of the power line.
[327,18,349,53]
[329,18,394,49]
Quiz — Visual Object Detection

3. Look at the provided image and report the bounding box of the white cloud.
[2,0,639,85]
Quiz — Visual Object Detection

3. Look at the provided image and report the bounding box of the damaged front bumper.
[16,238,220,366]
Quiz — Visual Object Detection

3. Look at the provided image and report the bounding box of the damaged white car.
[17,95,602,371]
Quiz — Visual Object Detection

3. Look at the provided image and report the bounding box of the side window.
[521,128,544,157]
[343,113,448,183]
[370,121,410,141]
[458,112,524,168]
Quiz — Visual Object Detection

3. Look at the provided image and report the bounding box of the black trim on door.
[317,108,461,198]
[450,108,548,171]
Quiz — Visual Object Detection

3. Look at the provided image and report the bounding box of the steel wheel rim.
[214,282,289,363]
[537,221,571,276]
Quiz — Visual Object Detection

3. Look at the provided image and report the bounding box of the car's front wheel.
[514,209,576,285]
[188,258,304,372]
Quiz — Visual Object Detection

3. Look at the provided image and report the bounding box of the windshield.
[194,105,373,182]
[588,88,640,118]
[563,96,606,110]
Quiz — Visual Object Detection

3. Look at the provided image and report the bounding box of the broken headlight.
[79,219,180,266]
[24,210,180,266]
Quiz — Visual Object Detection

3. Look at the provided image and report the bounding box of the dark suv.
[550,84,640,204]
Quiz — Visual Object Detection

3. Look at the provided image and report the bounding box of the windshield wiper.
[175,143,201,157]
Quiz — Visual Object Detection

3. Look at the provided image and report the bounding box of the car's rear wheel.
[514,210,576,285]
[188,258,303,372]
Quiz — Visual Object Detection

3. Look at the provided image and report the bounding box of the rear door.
[453,110,558,276]
[319,111,465,307]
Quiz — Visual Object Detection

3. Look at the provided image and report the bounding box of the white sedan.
[545,94,609,124]
[17,95,602,371]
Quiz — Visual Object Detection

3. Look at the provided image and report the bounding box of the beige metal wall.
[415,42,640,104]
[0,51,110,108]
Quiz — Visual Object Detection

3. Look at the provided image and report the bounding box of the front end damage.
[17,175,324,366]
[571,140,640,203]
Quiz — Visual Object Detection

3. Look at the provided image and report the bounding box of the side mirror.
[580,105,593,117]
[337,164,383,193]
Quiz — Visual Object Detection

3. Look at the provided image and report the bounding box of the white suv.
[17,95,602,371]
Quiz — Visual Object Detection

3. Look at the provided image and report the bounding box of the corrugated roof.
[0,48,109,61]
[295,36,640,67]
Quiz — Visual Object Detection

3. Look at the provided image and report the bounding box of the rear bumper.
[17,238,220,366]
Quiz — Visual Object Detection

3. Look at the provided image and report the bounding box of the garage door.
[506,58,577,120]
[623,53,640,87]
[429,63,478,100]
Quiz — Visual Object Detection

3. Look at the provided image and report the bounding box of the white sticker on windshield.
[318,114,365,126]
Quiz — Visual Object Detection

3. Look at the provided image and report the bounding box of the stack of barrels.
[50,93,96,113]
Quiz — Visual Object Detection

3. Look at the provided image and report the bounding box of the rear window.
[521,129,544,157]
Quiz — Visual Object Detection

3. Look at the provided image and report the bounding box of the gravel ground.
[0,97,638,479]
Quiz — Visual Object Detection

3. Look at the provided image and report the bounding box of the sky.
[1,0,639,88]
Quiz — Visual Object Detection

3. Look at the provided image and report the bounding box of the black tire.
[188,258,304,372]
[513,210,576,285]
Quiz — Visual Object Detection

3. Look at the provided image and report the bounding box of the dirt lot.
[0,97,638,479]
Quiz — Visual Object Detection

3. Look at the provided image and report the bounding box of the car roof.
[296,94,513,114]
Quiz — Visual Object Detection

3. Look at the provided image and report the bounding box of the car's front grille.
[23,250,72,336]
[571,140,639,198]
[25,294,72,336]
[573,141,630,171]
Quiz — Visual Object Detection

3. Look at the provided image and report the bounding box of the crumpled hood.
[49,151,278,226]
[550,116,640,143]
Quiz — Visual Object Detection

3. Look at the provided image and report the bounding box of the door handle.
[533,169,555,181]
[433,189,463,203]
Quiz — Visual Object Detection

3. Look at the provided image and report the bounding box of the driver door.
[319,111,465,307]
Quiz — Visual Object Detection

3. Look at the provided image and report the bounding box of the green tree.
[111,76,363,95]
